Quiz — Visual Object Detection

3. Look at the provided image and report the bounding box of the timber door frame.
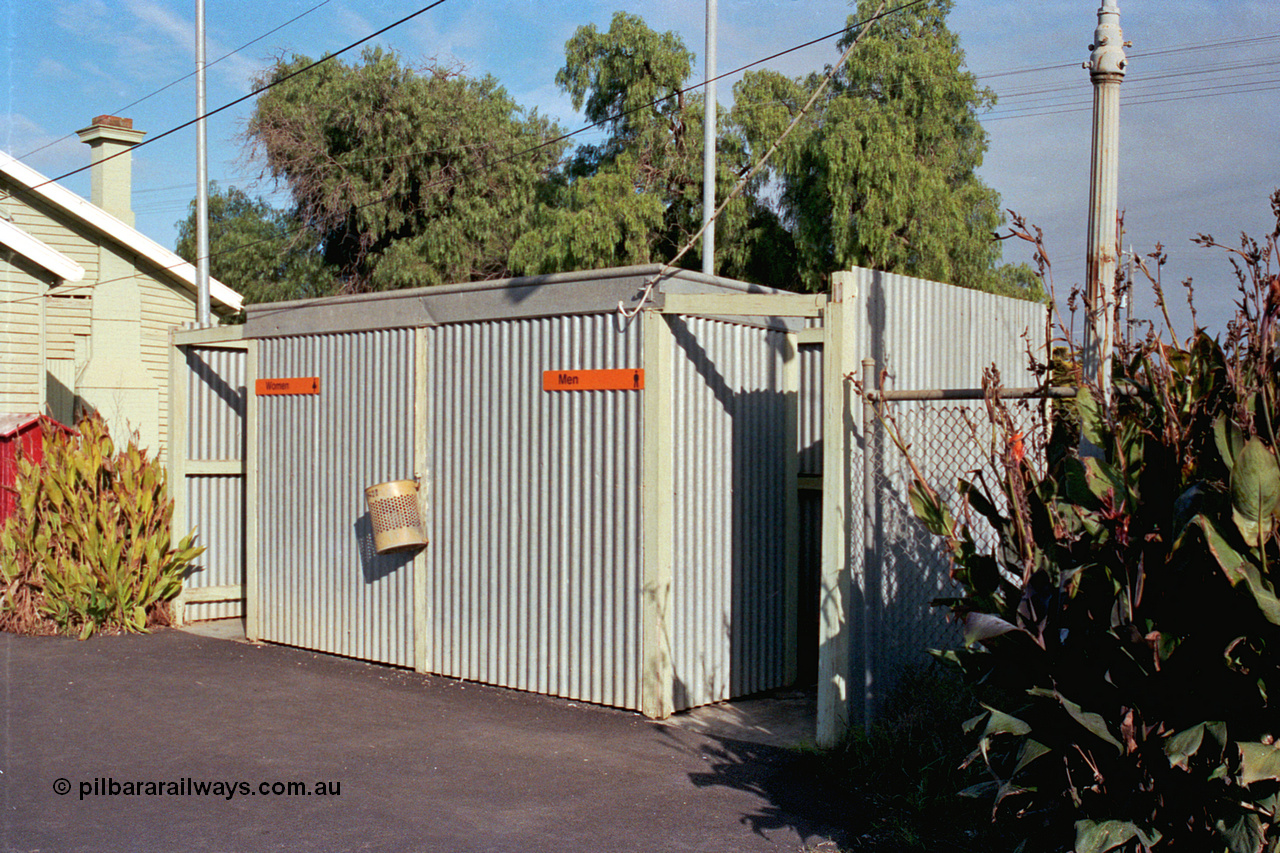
[168,325,254,628]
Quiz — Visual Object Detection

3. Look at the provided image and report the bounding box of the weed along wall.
[177,266,812,717]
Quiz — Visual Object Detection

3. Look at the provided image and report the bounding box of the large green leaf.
[1075,819,1161,853]
[1231,438,1280,547]
[1012,738,1051,777]
[1192,516,1280,625]
[961,612,1019,646]
[1215,414,1245,470]
[1165,721,1227,769]
[1083,457,1126,506]
[981,704,1031,738]
[908,480,955,538]
[1030,688,1123,753]
[1239,742,1280,787]
[1164,723,1207,769]
[1077,387,1110,449]
[1216,811,1264,853]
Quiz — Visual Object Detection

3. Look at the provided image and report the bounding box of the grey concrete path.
[0,627,848,853]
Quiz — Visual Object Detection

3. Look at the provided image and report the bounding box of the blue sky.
[3,0,1278,335]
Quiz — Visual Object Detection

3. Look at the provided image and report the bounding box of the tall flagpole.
[196,0,211,325]
[701,0,717,276]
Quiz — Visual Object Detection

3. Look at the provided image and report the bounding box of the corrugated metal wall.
[256,329,416,667]
[422,314,643,709]
[183,346,245,622]
[667,315,791,709]
[838,271,1048,705]
[798,344,823,477]
[844,269,1044,388]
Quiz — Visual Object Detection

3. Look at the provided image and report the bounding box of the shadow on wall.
[666,314,795,709]
[353,513,416,583]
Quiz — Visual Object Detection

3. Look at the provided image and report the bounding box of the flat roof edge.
[241,265,803,338]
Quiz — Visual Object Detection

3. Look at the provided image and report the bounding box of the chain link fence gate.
[856,367,1069,717]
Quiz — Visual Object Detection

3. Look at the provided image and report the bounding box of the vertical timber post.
[167,332,189,627]
[782,330,800,685]
[1083,0,1127,397]
[413,326,430,673]
[817,282,852,746]
[243,338,260,642]
[641,308,675,719]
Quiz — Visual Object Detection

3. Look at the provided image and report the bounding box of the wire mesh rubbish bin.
[364,479,428,554]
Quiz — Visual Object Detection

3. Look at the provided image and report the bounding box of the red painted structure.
[0,414,71,527]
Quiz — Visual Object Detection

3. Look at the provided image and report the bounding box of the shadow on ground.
[653,725,855,851]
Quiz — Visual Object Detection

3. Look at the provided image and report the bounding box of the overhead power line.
[0,0,928,309]
[25,0,454,193]
[14,0,335,164]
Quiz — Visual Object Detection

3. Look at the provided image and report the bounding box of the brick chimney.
[76,115,145,225]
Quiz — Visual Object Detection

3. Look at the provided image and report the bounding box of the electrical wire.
[13,0,335,164]
[25,0,454,194]
[0,0,924,310]
[620,0,899,319]
[4,10,1275,308]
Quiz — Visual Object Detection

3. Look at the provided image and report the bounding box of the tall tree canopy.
[246,48,565,291]
[510,12,792,282]
[174,183,333,307]
[730,0,1039,296]
[193,7,1035,301]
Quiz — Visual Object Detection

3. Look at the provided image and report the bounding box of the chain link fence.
[856,390,1054,710]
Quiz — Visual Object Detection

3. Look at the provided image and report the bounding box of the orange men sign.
[542,369,644,391]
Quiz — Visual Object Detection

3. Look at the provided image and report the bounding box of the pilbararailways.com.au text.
[55,777,341,801]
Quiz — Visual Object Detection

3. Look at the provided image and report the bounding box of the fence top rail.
[864,384,1143,402]
[866,386,1079,402]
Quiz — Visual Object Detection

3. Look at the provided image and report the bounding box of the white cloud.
[0,114,85,179]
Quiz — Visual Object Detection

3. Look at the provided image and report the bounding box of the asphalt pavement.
[0,626,848,852]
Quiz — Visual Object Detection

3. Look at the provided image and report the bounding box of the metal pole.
[701,0,717,276]
[861,357,876,734]
[195,0,211,326]
[1083,0,1126,397]
[1126,243,1134,348]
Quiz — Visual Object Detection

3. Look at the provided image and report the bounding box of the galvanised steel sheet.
[838,270,1048,706]
[798,343,823,477]
[423,314,643,710]
[844,268,1045,391]
[186,347,245,462]
[183,346,245,619]
[257,329,415,668]
[184,474,244,621]
[668,315,790,710]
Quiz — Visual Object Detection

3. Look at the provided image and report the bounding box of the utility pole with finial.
[1083,0,1128,399]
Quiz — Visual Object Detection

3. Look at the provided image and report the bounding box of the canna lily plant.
[0,412,203,638]
[898,192,1280,852]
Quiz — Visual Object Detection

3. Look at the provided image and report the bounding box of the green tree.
[730,0,1040,297]
[246,48,565,291]
[175,183,334,307]
[511,12,793,283]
